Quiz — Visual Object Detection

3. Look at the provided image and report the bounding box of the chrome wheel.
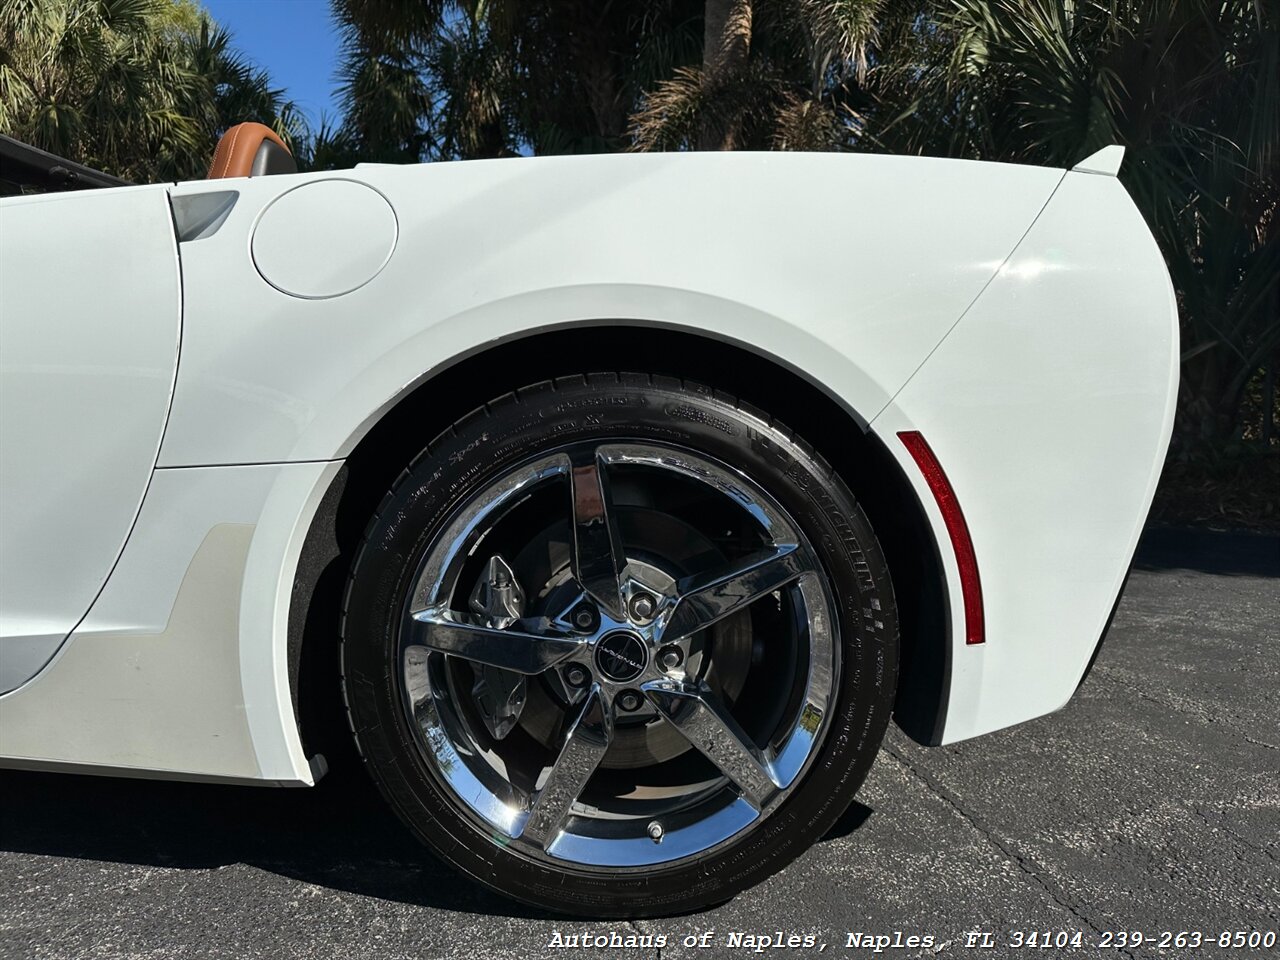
[343,374,898,915]
[400,442,838,869]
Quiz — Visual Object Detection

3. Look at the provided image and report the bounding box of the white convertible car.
[0,125,1177,915]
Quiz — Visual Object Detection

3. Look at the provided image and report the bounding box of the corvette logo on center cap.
[594,632,648,683]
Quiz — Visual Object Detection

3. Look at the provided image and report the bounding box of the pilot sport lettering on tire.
[340,374,898,916]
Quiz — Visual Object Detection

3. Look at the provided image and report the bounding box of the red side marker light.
[898,431,985,645]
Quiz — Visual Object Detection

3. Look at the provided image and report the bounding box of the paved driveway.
[2,532,1276,959]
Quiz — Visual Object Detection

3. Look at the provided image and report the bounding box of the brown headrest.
[208,122,296,179]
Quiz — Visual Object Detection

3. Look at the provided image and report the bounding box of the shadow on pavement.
[1134,526,1279,577]
[0,763,549,919]
[821,800,873,841]
[0,761,876,916]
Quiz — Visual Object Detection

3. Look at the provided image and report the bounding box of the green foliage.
[330,1,711,159]
[0,0,304,181]
[630,0,887,151]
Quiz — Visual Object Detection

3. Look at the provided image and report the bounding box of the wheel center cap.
[594,631,648,683]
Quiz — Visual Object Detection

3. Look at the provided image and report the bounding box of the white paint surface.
[873,170,1178,742]
[0,186,180,691]
[162,153,1064,465]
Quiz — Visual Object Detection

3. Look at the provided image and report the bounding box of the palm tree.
[329,0,441,161]
[0,0,304,182]
[627,0,894,151]
[331,0,712,159]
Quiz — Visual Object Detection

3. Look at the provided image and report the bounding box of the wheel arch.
[289,324,951,771]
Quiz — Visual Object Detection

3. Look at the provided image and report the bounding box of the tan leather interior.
[207,122,296,179]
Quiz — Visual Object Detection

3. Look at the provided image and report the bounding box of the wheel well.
[291,325,950,770]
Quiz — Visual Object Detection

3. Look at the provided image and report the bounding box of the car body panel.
[158,152,1063,466]
[0,185,180,692]
[871,169,1179,742]
[0,150,1177,783]
[0,460,336,783]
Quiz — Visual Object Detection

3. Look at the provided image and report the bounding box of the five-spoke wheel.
[342,374,897,915]
[402,442,835,866]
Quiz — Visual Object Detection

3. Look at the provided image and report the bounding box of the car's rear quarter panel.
[159,152,1064,466]
[872,169,1179,742]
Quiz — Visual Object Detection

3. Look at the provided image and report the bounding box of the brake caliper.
[468,555,528,740]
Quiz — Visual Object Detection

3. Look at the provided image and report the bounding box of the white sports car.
[0,124,1177,916]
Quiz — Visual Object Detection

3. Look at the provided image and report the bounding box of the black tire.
[340,373,898,917]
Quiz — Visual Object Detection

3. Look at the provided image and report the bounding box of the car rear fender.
[872,159,1180,743]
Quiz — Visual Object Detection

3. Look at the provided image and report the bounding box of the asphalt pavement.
[1,529,1277,960]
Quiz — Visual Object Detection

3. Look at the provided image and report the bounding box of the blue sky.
[203,0,344,129]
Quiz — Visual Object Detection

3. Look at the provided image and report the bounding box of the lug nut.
[564,664,590,688]
[571,604,597,631]
[647,820,664,843]
[628,592,657,622]
[658,645,683,671]
[616,689,643,712]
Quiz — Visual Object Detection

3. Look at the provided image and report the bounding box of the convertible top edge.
[0,133,131,194]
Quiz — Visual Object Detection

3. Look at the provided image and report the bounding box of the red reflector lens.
[898,431,985,645]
